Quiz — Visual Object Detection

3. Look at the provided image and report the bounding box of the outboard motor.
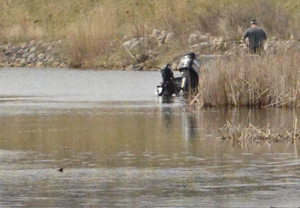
[177,52,200,95]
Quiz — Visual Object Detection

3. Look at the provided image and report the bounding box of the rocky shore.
[0,40,68,68]
[1,29,299,70]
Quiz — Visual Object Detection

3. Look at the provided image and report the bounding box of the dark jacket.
[243,26,267,52]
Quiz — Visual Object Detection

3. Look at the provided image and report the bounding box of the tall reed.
[200,49,300,107]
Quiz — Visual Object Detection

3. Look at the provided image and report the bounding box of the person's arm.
[241,30,249,46]
[241,35,249,47]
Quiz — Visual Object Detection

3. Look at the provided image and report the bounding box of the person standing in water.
[242,19,267,55]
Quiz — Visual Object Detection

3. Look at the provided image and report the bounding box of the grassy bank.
[1,0,300,68]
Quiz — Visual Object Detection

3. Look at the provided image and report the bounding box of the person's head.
[251,19,258,27]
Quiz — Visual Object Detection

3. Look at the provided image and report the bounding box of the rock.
[200,42,211,48]
[37,53,46,61]
[30,47,36,52]
[151,29,160,37]
[36,40,43,47]
[21,52,30,59]
[4,51,11,56]
[35,61,43,67]
[28,40,36,48]
[165,33,175,44]
[157,34,167,45]
[11,54,17,61]
[125,64,134,71]
[59,63,68,68]
[130,39,141,50]
[27,54,36,63]
[188,34,199,44]
[41,42,51,49]
[161,30,167,35]
[212,37,225,49]
[46,57,55,64]
[199,35,209,42]
[20,43,28,49]
[123,38,137,49]
[52,62,61,68]
[0,45,6,53]
[56,40,63,45]
[190,44,200,49]
[133,63,143,71]
[20,58,27,66]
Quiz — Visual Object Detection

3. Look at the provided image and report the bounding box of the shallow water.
[0,68,300,207]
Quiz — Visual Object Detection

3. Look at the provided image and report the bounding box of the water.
[0,67,300,207]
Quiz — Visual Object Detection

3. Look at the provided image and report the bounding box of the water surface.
[0,68,299,207]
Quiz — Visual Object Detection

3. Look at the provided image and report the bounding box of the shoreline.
[0,34,299,71]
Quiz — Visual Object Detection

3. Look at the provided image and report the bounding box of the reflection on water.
[0,68,300,207]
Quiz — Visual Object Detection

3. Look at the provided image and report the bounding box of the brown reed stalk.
[293,117,297,140]
[199,50,300,107]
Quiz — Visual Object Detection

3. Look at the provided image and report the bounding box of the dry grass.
[198,49,300,107]
[219,120,300,144]
[1,0,300,69]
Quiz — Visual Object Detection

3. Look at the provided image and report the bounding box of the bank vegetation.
[219,120,300,144]
[198,49,300,107]
[1,0,300,67]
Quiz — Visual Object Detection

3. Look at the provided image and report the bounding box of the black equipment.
[157,52,200,98]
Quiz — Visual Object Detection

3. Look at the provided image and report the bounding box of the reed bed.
[197,49,300,107]
[219,120,300,144]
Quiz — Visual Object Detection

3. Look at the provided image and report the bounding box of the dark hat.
[251,19,257,24]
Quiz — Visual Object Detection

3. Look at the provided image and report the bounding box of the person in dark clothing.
[242,20,267,55]
[158,64,175,96]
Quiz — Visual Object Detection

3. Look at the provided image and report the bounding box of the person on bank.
[242,19,267,55]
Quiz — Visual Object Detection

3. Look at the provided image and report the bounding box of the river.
[0,67,299,207]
